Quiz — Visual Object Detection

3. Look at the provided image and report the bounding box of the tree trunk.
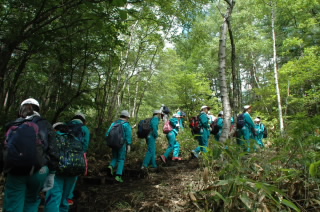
[271,2,284,132]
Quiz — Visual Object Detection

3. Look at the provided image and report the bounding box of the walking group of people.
[0,98,267,212]
[0,98,91,212]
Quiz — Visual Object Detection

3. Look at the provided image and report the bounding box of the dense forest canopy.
[1,0,320,211]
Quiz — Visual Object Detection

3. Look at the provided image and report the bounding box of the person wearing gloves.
[2,98,59,212]
[106,110,132,183]
[67,113,91,205]
[141,110,162,169]
[191,106,211,158]
[254,117,265,148]
[238,105,257,152]
[214,111,224,141]
[160,113,182,163]
[45,122,80,212]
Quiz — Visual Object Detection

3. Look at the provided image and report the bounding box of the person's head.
[243,105,252,113]
[201,106,211,114]
[153,110,161,117]
[19,98,40,118]
[52,122,68,133]
[218,111,224,117]
[120,110,130,120]
[173,113,181,119]
[254,117,261,123]
[72,113,86,124]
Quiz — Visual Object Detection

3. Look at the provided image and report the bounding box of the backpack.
[137,118,152,138]
[106,121,127,149]
[162,106,170,114]
[56,130,86,176]
[210,118,219,135]
[180,111,186,117]
[189,116,201,135]
[236,113,245,129]
[3,117,46,175]
[263,124,268,138]
[163,120,173,134]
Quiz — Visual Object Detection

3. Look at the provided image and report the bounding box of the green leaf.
[281,199,301,212]
[119,10,127,20]
[239,194,252,209]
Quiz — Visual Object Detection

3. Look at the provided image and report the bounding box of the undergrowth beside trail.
[85,116,320,211]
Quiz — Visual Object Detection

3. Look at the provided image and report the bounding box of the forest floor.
[73,156,203,212]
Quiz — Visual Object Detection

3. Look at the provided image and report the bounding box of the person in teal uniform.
[177,109,186,130]
[160,113,182,163]
[191,105,211,158]
[106,110,132,183]
[214,111,224,141]
[2,98,59,212]
[141,110,162,169]
[238,105,257,152]
[67,113,91,205]
[254,117,265,148]
[45,122,80,212]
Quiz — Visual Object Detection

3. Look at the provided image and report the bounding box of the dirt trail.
[74,158,202,212]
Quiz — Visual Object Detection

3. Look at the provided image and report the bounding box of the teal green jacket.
[169,117,180,135]
[70,119,91,152]
[199,112,210,129]
[106,119,132,145]
[244,112,255,131]
[255,123,265,140]
[150,116,160,138]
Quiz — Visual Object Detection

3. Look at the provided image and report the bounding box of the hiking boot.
[190,150,199,159]
[115,175,124,183]
[108,165,114,176]
[160,155,167,163]
[172,157,182,161]
[67,199,74,206]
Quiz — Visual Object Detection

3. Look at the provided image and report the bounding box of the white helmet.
[21,98,40,107]
[121,110,130,118]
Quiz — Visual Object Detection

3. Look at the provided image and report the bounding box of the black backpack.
[162,106,170,114]
[263,124,268,138]
[106,121,127,149]
[3,116,47,175]
[137,118,152,139]
[210,118,219,135]
[236,113,245,129]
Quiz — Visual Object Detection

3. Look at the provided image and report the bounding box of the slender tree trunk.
[218,0,235,142]
[271,2,284,132]
[226,12,239,115]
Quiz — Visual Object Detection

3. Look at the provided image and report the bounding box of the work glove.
[42,173,55,192]
[127,145,131,154]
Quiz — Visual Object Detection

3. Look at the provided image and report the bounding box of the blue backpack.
[3,116,46,175]
[106,121,127,149]
[56,125,86,176]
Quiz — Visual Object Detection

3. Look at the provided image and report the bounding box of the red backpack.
[189,116,201,135]
[163,121,173,134]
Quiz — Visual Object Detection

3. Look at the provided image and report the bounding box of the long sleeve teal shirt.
[169,117,180,135]
[199,112,210,129]
[106,119,132,145]
[244,112,255,131]
[150,116,160,138]
[70,119,91,153]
